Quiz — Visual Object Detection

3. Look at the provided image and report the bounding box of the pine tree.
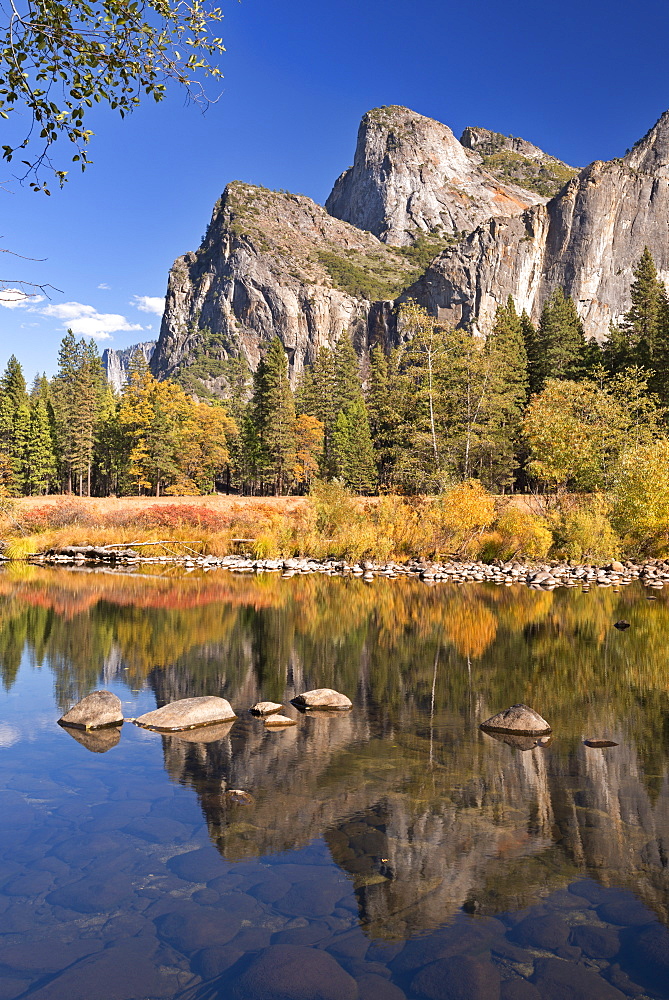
[623,247,668,361]
[25,399,56,494]
[332,399,376,494]
[480,297,529,488]
[604,247,669,395]
[1,355,27,407]
[521,310,542,396]
[0,393,16,494]
[535,288,587,386]
[333,335,362,413]
[249,338,296,494]
[367,346,410,489]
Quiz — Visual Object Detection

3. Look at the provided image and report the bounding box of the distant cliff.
[103,341,156,392]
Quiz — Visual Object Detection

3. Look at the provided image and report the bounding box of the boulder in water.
[58,690,124,731]
[249,701,284,716]
[292,689,352,711]
[584,738,619,748]
[480,704,551,735]
[134,696,236,732]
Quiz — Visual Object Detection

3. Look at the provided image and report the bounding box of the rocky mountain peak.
[624,109,669,174]
[152,181,421,388]
[326,105,545,246]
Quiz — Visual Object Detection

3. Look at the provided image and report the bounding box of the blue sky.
[1,0,668,382]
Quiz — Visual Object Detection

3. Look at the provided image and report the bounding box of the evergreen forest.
[2,247,669,520]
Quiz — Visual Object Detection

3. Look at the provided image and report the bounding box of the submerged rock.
[264,714,297,728]
[134,696,236,732]
[230,944,358,1000]
[292,689,352,711]
[58,690,124,731]
[584,739,619,748]
[480,704,551,735]
[614,620,631,630]
[61,725,121,753]
[249,701,284,716]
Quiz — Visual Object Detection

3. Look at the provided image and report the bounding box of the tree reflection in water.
[1,563,669,939]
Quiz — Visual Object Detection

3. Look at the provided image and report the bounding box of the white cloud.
[97,282,111,290]
[40,301,143,340]
[131,294,165,317]
[0,288,45,309]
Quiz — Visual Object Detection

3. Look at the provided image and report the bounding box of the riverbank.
[0,482,657,567]
[19,546,669,590]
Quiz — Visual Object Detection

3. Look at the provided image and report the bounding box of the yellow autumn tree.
[292,414,324,490]
[118,358,234,496]
[179,401,236,494]
[524,379,628,490]
[612,439,669,554]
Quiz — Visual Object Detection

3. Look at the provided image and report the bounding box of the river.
[0,565,667,999]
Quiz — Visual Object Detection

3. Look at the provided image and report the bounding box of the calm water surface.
[1,565,668,999]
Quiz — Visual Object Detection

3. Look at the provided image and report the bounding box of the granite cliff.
[154,106,669,385]
[325,106,554,245]
[411,111,669,340]
[151,181,419,386]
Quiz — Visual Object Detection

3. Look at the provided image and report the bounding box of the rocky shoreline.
[17,546,669,589]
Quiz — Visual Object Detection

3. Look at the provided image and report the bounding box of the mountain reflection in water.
[1,564,669,998]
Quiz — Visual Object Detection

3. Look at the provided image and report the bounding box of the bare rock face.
[58,690,124,730]
[412,109,669,341]
[134,696,236,732]
[292,689,352,711]
[326,106,545,245]
[152,181,419,386]
[480,704,551,735]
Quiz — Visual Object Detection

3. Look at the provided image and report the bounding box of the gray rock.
[480,704,551,735]
[102,341,156,392]
[500,984,542,1000]
[570,924,620,960]
[250,701,284,715]
[153,182,416,388]
[21,937,177,1000]
[292,688,353,711]
[134,696,236,731]
[58,689,123,730]
[230,944,358,1000]
[482,731,550,751]
[156,905,240,952]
